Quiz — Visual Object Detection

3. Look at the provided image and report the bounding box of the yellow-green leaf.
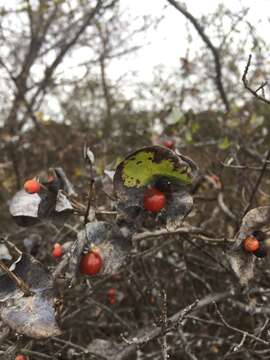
[122,150,192,188]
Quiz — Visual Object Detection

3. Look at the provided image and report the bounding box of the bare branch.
[242,54,270,105]
[166,0,230,112]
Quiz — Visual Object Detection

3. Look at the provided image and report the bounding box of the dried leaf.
[86,221,132,275]
[0,242,60,338]
[9,169,75,227]
[55,190,73,213]
[69,222,132,279]
[228,206,270,284]
[113,146,198,228]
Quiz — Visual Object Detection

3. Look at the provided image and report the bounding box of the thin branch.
[0,260,33,297]
[166,0,230,112]
[132,226,225,243]
[242,148,270,217]
[214,302,269,345]
[242,54,270,105]
[116,291,233,360]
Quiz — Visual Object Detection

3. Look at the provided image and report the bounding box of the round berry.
[15,355,26,360]
[52,243,63,258]
[80,250,103,275]
[108,287,116,305]
[144,187,166,213]
[24,179,41,194]
[163,140,175,149]
[243,236,259,252]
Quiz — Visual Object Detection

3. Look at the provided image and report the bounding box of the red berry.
[52,243,63,258]
[163,140,175,149]
[24,179,41,194]
[108,287,116,305]
[243,236,259,252]
[16,355,26,360]
[80,250,103,275]
[144,187,166,213]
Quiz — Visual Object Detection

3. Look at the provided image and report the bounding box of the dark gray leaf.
[113,146,198,229]
[0,242,60,338]
[228,206,270,284]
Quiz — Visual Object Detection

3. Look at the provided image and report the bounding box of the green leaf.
[191,122,200,134]
[218,136,230,150]
[185,130,193,143]
[121,149,192,188]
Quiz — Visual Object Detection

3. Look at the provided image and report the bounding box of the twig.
[160,289,168,360]
[233,332,247,352]
[0,260,33,297]
[119,292,232,359]
[84,179,95,225]
[166,0,230,112]
[132,226,224,243]
[21,349,53,360]
[83,146,96,224]
[242,148,270,217]
[217,192,238,222]
[214,302,269,345]
[242,54,270,105]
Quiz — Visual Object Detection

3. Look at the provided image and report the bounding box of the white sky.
[1,0,269,86]
[0,0,269,116]
[109,0,270,84]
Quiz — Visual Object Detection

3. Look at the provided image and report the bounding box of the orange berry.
[24,179,41,194]
[52,243,63,258]
[243,236,260,252]
[16,355,26,360]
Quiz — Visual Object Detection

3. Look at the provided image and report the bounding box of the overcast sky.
[0,0,269,111]
[110,0,270,84]
[1,0,268,85]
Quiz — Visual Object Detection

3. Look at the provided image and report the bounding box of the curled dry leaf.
[9,168,74,227]
[0,242,22,274]
[68,229,87,282]
[54,167,77,196]
[113,146,198,229]
[228,206,270,285]
[69,221,132,279]
[85,221,132,275]
[0,241,61,338]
